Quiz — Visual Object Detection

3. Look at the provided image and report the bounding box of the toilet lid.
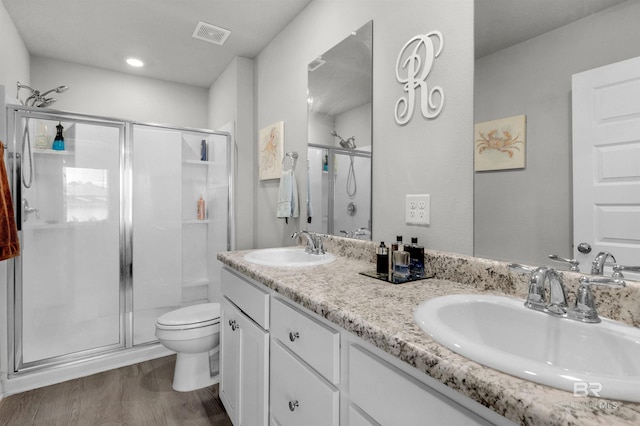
[156,303,220,328]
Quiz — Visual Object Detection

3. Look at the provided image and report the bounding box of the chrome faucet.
[548,254,580,272]
[509,264,568,315]
[510,263,626,323]
[612,264,640,279]
[591,251,616,275]
[569,276,626,323]
[291,231,325,255]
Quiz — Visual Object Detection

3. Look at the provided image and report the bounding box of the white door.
[572,56,640,279]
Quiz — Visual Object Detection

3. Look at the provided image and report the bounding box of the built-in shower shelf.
[34,149,73,156]
[182,219,210,224]
[183,160,222,166]
[182,278,209,288]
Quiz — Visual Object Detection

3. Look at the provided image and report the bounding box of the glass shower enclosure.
[6,106,232,374]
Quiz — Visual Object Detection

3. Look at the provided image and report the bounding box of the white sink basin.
[244,247,336,267]
[414,294,640,402]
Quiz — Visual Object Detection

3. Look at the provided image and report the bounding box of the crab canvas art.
[474,115,526,171]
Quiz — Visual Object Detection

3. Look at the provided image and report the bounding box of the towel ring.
[282,151,298,171]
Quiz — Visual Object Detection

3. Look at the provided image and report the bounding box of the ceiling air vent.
[192,21,231,46]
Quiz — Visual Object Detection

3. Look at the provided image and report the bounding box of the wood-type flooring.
[0,355,232,426]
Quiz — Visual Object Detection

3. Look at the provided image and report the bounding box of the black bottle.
[407,237,425,278]
[376,242,389,274]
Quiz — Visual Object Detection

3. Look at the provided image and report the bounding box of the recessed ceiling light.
[126,58,144,67]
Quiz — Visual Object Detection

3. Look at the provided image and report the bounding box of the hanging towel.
[277,169,299,222]
[0,142,20,261]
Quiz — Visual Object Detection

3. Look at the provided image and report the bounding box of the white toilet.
[155,302,221,392]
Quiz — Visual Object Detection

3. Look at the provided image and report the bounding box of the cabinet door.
[270,340,339,426]
[221,297,269,426]
[237,306,269,426]
[220,298,240,425]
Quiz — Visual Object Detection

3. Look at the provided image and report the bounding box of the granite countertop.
[217,245,640,426]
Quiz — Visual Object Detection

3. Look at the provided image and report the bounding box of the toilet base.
[172,349,220,392]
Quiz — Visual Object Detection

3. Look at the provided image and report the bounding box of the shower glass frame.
[5,105,233,376]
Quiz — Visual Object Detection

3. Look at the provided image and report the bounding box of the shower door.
[10,110,125,371]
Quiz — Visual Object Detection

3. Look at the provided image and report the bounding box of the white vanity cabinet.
[270,298,340,426]
[220,269,270,426]
[348,344,494,426]
[220,266,513,426]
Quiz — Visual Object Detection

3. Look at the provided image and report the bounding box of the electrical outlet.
[405,194,430,225]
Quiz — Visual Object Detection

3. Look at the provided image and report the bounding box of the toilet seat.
[156,303,220,331]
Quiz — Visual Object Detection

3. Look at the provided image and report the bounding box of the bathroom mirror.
[474,0,640,274]
[307,21,373,239]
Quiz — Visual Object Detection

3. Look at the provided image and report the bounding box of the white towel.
[277,169,299,219]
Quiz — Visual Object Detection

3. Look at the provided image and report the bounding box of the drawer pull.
[289,331,300,342]
[228,319,239,331]
[288,400,299,411]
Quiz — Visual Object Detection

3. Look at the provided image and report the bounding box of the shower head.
[17,81,68,107]
[41,85,69,97]
[330,130,356,149]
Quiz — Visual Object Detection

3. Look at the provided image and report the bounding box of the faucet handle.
[612,264,640,278]
[571,276,626,323]
[548,254,580,272]
[509,264,545,308]
[312,233,325,255]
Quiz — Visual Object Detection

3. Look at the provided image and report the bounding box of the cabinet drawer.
[271,297,340,384]
[270,340,339,426]
[221,267,270,329]
[349,345,491,426]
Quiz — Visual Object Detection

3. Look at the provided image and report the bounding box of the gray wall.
[254,0,474,253]
[0,1,29,97]
[208,57,255,250]
[30,57,209,128]
[474,0,640,266]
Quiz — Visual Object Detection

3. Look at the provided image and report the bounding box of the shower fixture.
[330,130,358,198]
[17,81,68,108]
[330,130,356,149]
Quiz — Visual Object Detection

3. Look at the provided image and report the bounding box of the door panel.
[572,56,640,279]
[16,114,124,368]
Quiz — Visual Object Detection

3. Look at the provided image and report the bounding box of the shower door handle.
[22,199,39,222]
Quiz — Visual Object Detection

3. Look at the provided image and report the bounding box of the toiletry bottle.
[408,237,425,278]
[36,121,49,149]
[52,122,65,151]
[376,242,389,274]
[197,195,206,220]
[200,139,207,161]
[393,245,410,281]
[388,235,403,282]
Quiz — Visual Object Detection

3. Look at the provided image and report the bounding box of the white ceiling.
[2,0,312,88]
[475,0,629,58]
[2,0,629,88]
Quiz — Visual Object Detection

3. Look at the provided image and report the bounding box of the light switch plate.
[405,194,430,225]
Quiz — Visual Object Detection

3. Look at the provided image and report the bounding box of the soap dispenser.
[52,122,65,151]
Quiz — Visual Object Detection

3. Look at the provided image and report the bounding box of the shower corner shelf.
[34,149,73,156]
[183,278,210,288]
[183,159,220,166]
[183,219,210,224]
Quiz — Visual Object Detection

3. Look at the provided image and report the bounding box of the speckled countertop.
[217,236,640,426]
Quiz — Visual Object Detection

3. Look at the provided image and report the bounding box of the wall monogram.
[394,31,445,125]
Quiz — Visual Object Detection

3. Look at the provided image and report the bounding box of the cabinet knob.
[289,331,300,342]
[288,400,299,411]
[228,319,239,331]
